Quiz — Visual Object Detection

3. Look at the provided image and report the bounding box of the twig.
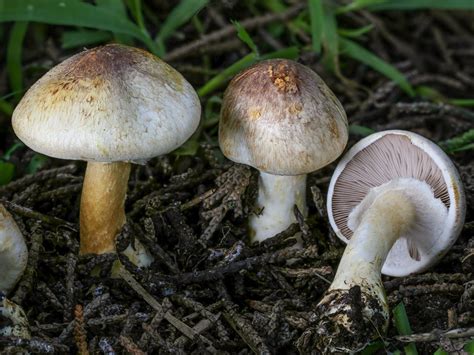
[64,253,78,321]
[223,301,271,355]
[164,3,304,61]
[274,266,333,284]
[181,188,216,210]
[0,165,77,196]
[12,224,43,304]
[37,183,82,202]
[119,335,146,355]
[162,245,319,285]
[2,200,77,230]
[58,293,110,342]
[384,273,471,291]
[389,102,474,121]
[116,264,214,346]
[0,336,69,353]
[394,327,474,343]
[138,298,171,349]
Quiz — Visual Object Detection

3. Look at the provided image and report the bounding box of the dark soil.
[0,2,473,354]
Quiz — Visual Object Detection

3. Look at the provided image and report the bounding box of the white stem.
[0,205,28,294]
[249,172,307,243]
[329,190,416,298]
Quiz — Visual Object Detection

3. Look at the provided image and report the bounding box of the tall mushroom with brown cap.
[219,59,348,243]
[12,44,201,257]
[297,130,466,353]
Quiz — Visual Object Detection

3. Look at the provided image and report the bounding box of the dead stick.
[116,264,213,346]
[394,327,474,343]
[164,4,304,61]
[2,200,76,230]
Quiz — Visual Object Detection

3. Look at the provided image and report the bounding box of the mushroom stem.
[0,205,28,294]
[330,189,416,293]
[299,190,416,353]
[80,161,131,255]
[250,172,307,243]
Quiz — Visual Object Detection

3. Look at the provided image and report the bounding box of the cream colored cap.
[219,59,348,175]
[12,44,201,162]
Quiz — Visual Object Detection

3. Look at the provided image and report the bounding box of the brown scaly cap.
[219,59,348,175]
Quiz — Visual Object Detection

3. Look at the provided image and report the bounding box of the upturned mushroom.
[0,204,28,294]
[219,59,348,243]
[297,130,466,353]
[12,44,201,258]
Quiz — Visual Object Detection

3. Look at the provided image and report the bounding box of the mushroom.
[0,206,30,340]
[297,130,466,353]
[12,44,201,258]
[0,204,28,294]
[219,59,348,243]
[0,292,30,339]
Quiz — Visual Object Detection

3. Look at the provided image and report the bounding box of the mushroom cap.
[12,44,201,162]
[219,59,348,175]
[327,130,466,276]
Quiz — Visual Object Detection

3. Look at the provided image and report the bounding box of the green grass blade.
[433,348,449,355]
[96,0,127,15]
[155,0,209,55]
[0,99,13,116]
[464,340,474,353]
[0,0,157,52]
[393,302,418,355]
[349,124,375,136]
[0,161,15,185]
[6,21,28,102]
[337,0,387,14]
[439,129,474,153]
[261,0,287,12]
[125,0,147,35]
[368,0,474,10]
[338,24,374,38]
[320,3,339,71]
[340,37,414,96]
[308,0,339,71]
[2,142,24,160]
[449,99,474,107]
[308,0,324,53]
[360,340,385,354]
[232,20,259,55]
[61,29,112,49]
[198,53,257,97]
[198,47,299,97]
[26,154,48,174]
[97,0,134,44]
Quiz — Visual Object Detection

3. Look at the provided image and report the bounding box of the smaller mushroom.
[0,204,28,294]
[0,292,30,339]
[219,59,348,243]
[297,130,466,353]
